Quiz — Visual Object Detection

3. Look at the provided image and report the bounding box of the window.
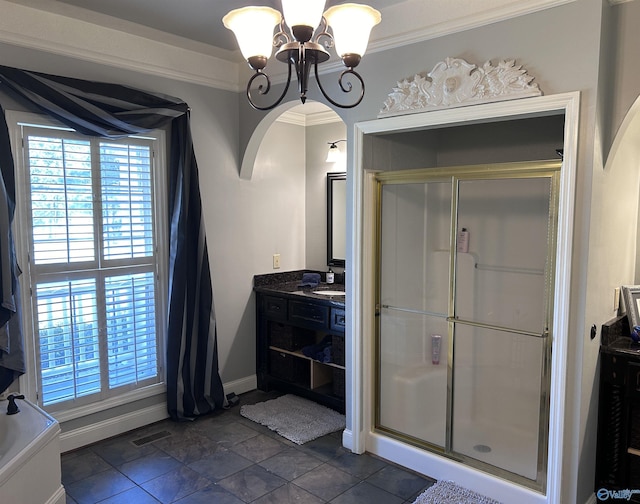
[11,114,167,413]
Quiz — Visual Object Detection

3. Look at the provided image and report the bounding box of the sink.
[314,290,345,296]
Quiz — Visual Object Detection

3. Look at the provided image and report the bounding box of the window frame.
[7,110,169,420]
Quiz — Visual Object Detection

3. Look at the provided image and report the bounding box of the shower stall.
[374,161,560,492]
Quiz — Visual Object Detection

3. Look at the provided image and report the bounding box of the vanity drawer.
[289,300,329,329]
[330,308,346,333]
[263,295,287,321]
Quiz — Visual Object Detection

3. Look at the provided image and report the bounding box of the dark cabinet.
[255,291,345,412]
[596,318,640,501]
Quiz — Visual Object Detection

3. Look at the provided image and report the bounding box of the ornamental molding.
[379,57,542,118]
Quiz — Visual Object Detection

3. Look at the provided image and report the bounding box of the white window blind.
[20,125,166,410]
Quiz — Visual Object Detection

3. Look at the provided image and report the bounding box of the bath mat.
[240,394,345,445]
[412,480,503,504]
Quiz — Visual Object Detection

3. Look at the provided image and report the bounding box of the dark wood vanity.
[596,316,640,501]
[254,271,346,412]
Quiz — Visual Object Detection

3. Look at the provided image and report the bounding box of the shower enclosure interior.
[376,162,559,491]
[360,114,567,495]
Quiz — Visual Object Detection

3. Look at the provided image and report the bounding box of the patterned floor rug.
[413,480,503,504]
[240,394,346,445]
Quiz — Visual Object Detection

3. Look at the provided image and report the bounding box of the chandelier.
[223,1,381,111]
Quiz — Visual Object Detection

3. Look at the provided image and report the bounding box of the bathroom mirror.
[327,172,346,267]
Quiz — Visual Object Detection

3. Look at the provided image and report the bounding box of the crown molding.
[277,109,342,127]
[608,0,635,4]
[367,0,577,55]
[0,0,240,91]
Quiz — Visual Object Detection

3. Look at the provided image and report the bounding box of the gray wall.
[305,121,347,271]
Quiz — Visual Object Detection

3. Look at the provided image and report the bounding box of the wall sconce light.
[223,1,381,111]
[326,139,346,163]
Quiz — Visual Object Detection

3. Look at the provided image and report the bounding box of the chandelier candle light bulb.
[223,1,381,110]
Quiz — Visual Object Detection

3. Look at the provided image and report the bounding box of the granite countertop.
[602,337,640,357]
[254,270,345,305]
[600,314,640,356]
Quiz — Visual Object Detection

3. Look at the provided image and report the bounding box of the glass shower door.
[377,180,452,449]
[374,163,559,491]
[451,176,554,483]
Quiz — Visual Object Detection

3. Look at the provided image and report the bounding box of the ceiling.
[10,0,570,62]
[17,0,407,55]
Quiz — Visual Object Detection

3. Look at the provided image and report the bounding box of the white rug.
[413,480,502,504]
[240,394,346,445]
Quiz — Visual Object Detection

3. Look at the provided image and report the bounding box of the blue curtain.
[0,65,226,419]
[0,103,24,393]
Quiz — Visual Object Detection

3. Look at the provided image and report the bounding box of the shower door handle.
[447,316,549,339]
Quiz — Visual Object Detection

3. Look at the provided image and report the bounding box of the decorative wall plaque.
[379,57,542,117]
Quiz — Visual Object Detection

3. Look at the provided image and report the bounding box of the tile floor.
[62,390,435,504]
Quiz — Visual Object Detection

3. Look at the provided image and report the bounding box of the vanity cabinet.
[595,317,640,501]
[255,287,346,413]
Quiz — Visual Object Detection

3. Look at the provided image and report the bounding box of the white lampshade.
[326,144,341,163]
[223,6,281,61]
[324,3,381,57]
[281,0,326,29]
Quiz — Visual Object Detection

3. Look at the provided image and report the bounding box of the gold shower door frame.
[373,160,561,493]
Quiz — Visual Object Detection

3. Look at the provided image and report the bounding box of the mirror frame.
[327,172,346,268]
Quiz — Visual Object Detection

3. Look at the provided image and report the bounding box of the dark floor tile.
[198,420,260,448]
[252,482,325,504]
[60,389,437,504]
[217,464,286,502]
[326,451,388,479]
[230,433,287,463]
[365,464,433,500]
[292,463,360,501]
[259,447,324,481]
[97,486,160,504]
[65,467,136,504]
[61,449,112,486]
[406,480,436,502]
[329,481,405,504]
[298,433,349,462]
[188,448,253,481]
[153,429,225,464]
[117,450,182,484]
[91,434,159,467]
[173,484,245,504]
[141,465,211,504]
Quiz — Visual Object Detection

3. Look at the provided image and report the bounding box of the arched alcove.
[604,94,640,281]
[239,100,343,180]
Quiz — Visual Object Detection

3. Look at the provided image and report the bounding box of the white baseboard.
[224,374,257,397]
[60,403,169,453]
[342,428,353,451]
[46,485,66,504]
[60,374,258,453]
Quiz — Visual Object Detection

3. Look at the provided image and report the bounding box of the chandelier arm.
[273,19,291,49]
[314,16,334,51]
[246,61,293,111]
[313,61,365,109]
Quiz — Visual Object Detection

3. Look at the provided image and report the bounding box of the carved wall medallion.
[379,57,542,117]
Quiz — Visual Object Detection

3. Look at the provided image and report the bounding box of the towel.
[298,272,321,288]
